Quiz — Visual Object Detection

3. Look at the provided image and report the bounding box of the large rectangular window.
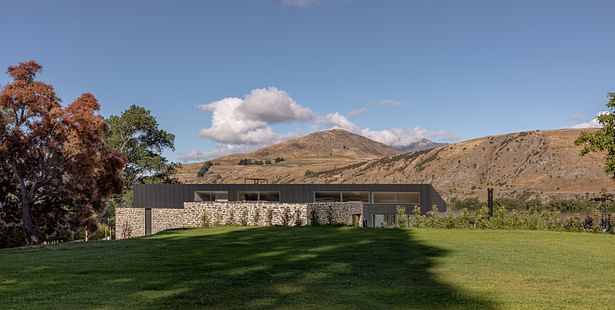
[238,191,280,202]
[238,191,259,201]
[195,191,228,202]
[341,191,369,202]
[258,191,280,202]
[372,192,420,204]
[314,191,341,202]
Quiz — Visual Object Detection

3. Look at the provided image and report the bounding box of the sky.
[1,0,613,162]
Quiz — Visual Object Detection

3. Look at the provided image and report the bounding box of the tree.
[0,61,125,245]
[575,93,615,176]
[103,105,177,224]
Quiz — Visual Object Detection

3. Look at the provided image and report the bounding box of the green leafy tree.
[103,105,178,225]
[575,93,615,175]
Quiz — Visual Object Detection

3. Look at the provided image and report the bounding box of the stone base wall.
[117,201,363,239]
[115,208,145,239]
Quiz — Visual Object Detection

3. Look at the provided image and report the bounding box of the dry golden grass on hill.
[176,128,614,201]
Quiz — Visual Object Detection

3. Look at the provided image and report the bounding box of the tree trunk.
[21,199,40,245]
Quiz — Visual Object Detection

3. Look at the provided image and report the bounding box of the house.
[116,183,446,239]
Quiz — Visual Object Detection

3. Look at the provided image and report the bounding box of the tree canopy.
[575,93,615,177]
[0,61,125,245]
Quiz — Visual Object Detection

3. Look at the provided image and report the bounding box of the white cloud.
[347,107,367,118]
[192,87,459,161]
[178,144,257,162]
[571,112,607,129]
[318,112,359,132]
[373,99,402,108]
[281,0,320,8]
[198,87,314,145]
[360,128,459,148]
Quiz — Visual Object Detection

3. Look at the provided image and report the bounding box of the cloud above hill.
[571,112,607,129]
[185,87,459,162]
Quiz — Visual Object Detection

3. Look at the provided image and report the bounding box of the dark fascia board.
[133,183,441,209]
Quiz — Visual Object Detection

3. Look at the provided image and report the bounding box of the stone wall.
[117,201,363,239]
[115,208,145,240]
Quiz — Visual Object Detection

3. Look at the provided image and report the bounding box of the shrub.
[411,205,424,228]
[253,208,261,226]
[425,205,442,228]
[456,208,473,229]
[294,209,303,226]
[396,206,408,228]
[281,208,291,226]
[564,213,583,232]
[0,226,25,248]
[475,206,490,229]
[309,208,320,226]
[266,208,274,226]
[240,208,249,226]
[490,206,510,229]
[452,197,483,210]
[201,212,211,227]
[214,210,223,226]
[227,209,235,225]
[196,161,212,177]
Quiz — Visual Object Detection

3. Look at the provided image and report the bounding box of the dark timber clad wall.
[134,183,445,211]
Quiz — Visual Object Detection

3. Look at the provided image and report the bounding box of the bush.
[266,208,274,226]
[396,206,408,228]
[309,209,320,226]
[253,208,261,226]
[226,209,235,225]
[0,226,25,249]
[201,212,211,227]
[240,208,249,226]
[294,209,303,226]
[411,205,424,228]
[281,208,291,226]
[196,161,212,177]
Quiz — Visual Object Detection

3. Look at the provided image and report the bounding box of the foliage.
[103,104,177,229]
[396,206,408,228]
[227,209,236,225]
[281,208,291,226]
[266,208,274,226]
[201,212,211,227]
[575,92,615,176]
[240,208,249,226]
[0,61,125,245]
[406,206,610,233]
[196,161,212,177]
[294,209,303,226]
[253,208,261,226]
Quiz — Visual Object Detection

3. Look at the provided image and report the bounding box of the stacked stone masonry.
[116,201,363,239]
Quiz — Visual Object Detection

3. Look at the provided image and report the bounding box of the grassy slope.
[0,227,613,309]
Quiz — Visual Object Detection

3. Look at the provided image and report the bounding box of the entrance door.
[373,214,385,228]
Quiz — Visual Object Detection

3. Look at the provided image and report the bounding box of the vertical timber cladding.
[145,208,152,235]
[133,183,447,210]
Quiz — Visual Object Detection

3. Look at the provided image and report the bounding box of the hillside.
[177,128,614,202]
[176,129,399,183]
[303,129,614,201]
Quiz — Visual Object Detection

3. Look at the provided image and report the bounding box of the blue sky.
[1,0,613,161]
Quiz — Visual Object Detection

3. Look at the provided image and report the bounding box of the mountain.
[302,129,613,201]
[396,138,448,153]
[176,128,613,202]
[175,129,399,183]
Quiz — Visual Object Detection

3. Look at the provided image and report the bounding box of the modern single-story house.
[116,183,446,239]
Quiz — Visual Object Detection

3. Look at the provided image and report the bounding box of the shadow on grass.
[0,227,498,309]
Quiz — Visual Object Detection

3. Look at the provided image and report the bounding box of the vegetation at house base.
[576,92,615,175]
[1,226,614,309]
[103,104,178,226]
[0,61,125,246]
[404,205,614,233]
[450,196,603,212]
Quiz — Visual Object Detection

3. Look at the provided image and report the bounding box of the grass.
[0,227,614,309]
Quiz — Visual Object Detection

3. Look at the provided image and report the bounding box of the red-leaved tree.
[0,61,126,245]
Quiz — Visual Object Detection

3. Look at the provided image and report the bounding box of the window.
[372,192,420,204]
[238,191,259,201]
[341,191,369,202]
[258,191,280,202]
[194,191,228,202]
[314,191,341,202]
[238,191,280,202]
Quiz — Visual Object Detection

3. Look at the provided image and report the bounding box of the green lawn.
[1,227,614,309]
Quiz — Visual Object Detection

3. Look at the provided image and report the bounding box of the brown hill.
[176,129,399,183]
[177,128,614,202]
[303,129,614,201]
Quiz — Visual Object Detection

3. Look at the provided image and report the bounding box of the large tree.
[0,61,125,245]
[102,105,177,224]
[575,93,615,177]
